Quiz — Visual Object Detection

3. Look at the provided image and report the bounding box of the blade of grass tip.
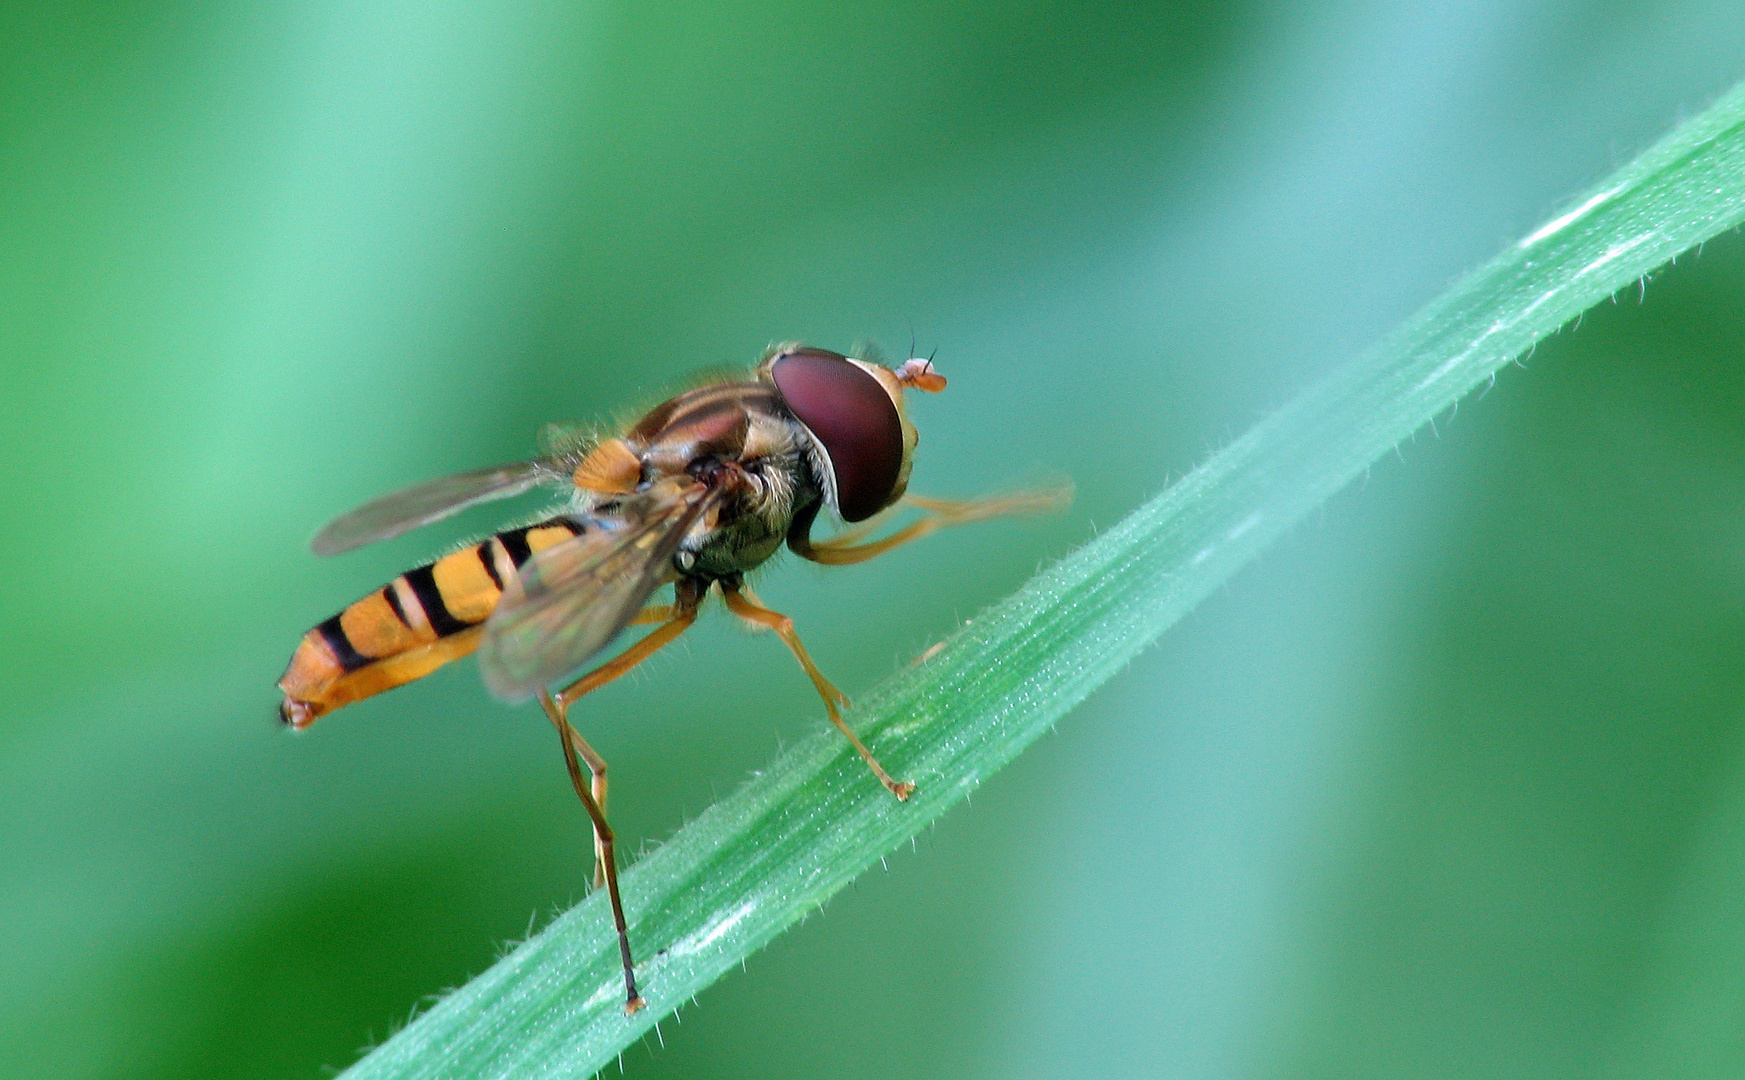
[341,80,1745,1080]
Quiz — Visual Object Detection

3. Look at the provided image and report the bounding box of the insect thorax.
[687,410,821,579]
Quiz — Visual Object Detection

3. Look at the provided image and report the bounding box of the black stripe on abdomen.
[497,526,533,567]
[382,584,411,626]
[316,613,371,672]
[402,563,474,636]
[475,541,504,589]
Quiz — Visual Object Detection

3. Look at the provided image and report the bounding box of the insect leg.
[551,596,700,884]
[542,602,673,888]
[554,605,700,710]
[561,720,612,890]
[628,604,676,626]
[535,589,703,1014]
[720,582,915,801]
[537,689,644,1016]
[797,486,1071,566]
[799,499,903,551]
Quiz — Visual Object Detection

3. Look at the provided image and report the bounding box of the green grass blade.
[341,81,1745,1079]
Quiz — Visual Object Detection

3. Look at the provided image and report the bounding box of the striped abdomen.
[278,518,582,728]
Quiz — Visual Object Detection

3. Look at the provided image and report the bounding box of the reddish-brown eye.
[769,348,903,522]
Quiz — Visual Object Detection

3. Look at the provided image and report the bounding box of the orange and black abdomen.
[279,518,582,728]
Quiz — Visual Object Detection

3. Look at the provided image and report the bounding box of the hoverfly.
[279,344,1066,1014]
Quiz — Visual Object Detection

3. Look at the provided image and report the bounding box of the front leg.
[793,486,1071,565]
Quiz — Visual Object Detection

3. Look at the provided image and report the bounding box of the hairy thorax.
[688,413,819,579]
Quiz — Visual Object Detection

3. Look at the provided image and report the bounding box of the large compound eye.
[769,347,903,522]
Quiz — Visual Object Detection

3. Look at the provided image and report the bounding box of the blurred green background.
[6,1,1745,1077]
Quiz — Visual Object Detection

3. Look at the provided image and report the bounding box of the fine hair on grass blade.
[340,80,1745,1080]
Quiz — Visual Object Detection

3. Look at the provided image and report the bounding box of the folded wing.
[479,480,721,699]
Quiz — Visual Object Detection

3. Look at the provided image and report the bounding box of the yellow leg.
[538,689,644,1016]
[556,609,698,709]
[551,601,699,877]
[548,605,667,885]
[721,582,914,800]
[628,604,675,626]
[533,591,704,1015]
[801,499,904,551]
[798,486,1071,566]
[525,603,667,886]
[564,723,613,890]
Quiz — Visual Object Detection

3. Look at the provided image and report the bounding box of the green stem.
[342,81,1745,1079]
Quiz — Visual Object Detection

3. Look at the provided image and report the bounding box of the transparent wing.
[478,481,721,700]
[310,461,550,556]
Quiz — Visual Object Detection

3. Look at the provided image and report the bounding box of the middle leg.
[721,581,914,800]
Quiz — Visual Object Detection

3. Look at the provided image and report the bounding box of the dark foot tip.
[625,995,647,1016]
